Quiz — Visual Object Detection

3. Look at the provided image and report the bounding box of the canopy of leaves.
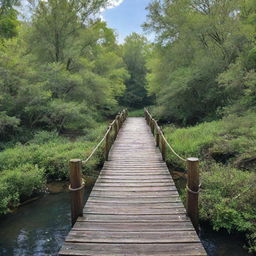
[119,33,152,108]
[144,0,256,124]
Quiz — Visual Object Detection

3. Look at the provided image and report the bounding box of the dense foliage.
[119,33,152,108]
[0,0,129,143]
[145,0,256,125]
[0,0,130,213]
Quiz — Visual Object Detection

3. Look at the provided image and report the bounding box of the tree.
[0,0,19,40]
[27,0,109,67]
[144,0,250,124]
[120,33,152,108]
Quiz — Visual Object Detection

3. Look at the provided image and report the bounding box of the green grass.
[128,108,144,117]
[164,120,222,159]
[163,111,256,169]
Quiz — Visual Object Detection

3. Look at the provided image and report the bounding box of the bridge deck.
[59,117,206,256]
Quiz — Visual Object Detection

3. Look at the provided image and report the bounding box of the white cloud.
[107,0,125,9]
[99,0,125,20]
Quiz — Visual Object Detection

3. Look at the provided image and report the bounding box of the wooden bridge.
[59,110,207,255]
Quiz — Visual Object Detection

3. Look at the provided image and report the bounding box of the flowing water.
[0,182,252,256]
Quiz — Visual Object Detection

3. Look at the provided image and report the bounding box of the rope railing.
[81,109,128,164]
[144,108,186,162]
[144,108,200,231]
[68,109,128,226]
[82,126,111,165]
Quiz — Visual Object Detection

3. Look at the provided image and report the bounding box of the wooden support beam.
[105,128,111,161]
[114,120,118,139]
[156,126,160,147]
[186,157,200,232]
[161,133,166,161]
[151,119,155,135]
[69,159,84,226]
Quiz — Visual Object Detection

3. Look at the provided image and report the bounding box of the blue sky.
[103,0,152,43]
[19,0,153,44]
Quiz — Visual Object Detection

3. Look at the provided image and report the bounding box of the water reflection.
[0,192,71,256]
[200,225,250,256]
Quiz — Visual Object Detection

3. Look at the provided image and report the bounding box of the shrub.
[161,112,256,251]
[0,164,45,214]
[128,108,144,117]
[29,130,62,145]
[200,163,256,252]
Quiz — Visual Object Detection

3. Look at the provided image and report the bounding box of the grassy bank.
[163,111,256,253]
[0,124,109,215]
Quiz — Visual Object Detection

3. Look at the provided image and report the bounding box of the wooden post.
[145,110,149,124]
[161,134,166,161]
[114,120,118,139]
[69,159,84,226]
[156,126,160,147]
[186,157,200,232]
[105,128,111,161]
[116,115,120,131]
[119,113,123,127]
[151,119,155,135]
[124,110,127,120]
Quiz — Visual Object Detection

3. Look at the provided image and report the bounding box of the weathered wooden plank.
[72,222,194,231]
[65,230,201,243]
[90,191,179,198]
[87,196,180,203]
[92,185,177,192]
[98,174,172,179]
[59,242,207,256]
[97,175,172,180]
[86,202,184,209]
[94,182,175,186]
[83,207,186,215]
[76,214,190,223]
[97,178,173,182]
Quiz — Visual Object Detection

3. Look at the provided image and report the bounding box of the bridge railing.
[144,108,200,231]
[69,109,128,226]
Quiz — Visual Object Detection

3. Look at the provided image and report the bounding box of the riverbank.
[163,112,256,253]
[0,124,107,216]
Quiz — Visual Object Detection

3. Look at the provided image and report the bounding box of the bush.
[128,108,144,117]
[200,163,256,252]
[161,112,256,251]
[0,164,45,214]
[29,130,62,145]
[0,139,103,180]
[0,123,108,215]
